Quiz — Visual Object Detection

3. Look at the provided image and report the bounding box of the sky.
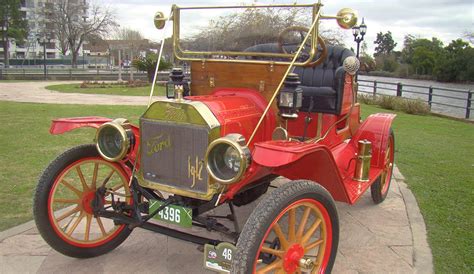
[101,0,473,54]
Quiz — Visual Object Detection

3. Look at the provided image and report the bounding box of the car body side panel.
[252,141,350,203]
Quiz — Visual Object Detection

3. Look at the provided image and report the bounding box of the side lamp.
[166,67,190,99]
[277,73,303,119]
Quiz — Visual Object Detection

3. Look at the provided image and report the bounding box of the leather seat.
[244,44,354,114]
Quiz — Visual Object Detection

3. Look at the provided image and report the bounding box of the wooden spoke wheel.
[34,145,132,258]
[371,128,395,204]
[233,180,339,274]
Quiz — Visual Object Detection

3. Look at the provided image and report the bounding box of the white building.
[0,0,86,63]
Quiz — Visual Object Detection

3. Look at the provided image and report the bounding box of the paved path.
[0,81,433,273]
[0,168,433,274]
[0,81,156,105]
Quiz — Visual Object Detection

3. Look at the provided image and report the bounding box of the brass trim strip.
[177,4,315,10]
[316,114,323,139]
[172,4,321,67]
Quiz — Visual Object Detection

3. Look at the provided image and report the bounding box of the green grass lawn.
[0,102,144,231]
[0,101,472,272]
[361,105,473,273]
[45,83,166,96]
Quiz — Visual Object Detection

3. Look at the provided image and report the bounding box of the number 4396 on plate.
[149,200,193,228]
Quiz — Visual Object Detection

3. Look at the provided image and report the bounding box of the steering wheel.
[277,26,327,67]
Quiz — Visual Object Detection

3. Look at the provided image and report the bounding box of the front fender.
[253,141,350,203]
[50,116,113,135]
[49,116,140,163]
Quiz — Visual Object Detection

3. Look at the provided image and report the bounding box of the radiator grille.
[140,118,209,194]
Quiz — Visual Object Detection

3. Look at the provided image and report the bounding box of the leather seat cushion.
[299,86,337,113]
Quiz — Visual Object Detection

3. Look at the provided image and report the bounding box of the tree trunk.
[147,68,154,83]
[2,17,9,68]
[71,51,78,68]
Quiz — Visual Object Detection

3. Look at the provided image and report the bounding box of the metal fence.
[0,68,150,81]
[358,79,473,119]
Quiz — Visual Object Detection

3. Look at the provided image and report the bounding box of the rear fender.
[253,141,350,203]
[351,113,396,168]
[49,116,140,164]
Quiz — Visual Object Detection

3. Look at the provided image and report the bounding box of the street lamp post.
[352,18,367,58]
[37,36,51,80]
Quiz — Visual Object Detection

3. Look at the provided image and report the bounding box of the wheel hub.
[81,192,97,214]
[283,244,304,272]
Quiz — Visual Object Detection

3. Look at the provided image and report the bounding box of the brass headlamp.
[205,134,251,185]
[96,118,134,162]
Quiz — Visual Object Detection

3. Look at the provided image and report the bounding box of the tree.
[113,27,143,41]
[184,7,344,53]
[402,36,443,65]
[359,41,375,72]
[0,0,28,67]
[132,53,172,83]
[47,0,117,67]
[434,39,473,82]
[412,47,436,75]
[374,31,397,56]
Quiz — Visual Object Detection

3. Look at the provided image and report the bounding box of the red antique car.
[33,2,395,273]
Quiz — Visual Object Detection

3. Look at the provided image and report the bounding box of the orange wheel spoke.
[61,180,83,197]
[305,238,324,251]
[256,260,282,274]
[288,208,296,242]
[296,207,311,241]
[56,206,80,222]
[302,218,322,245]
[53,198,80,204]
[95,216,107,236]
[76,166,90,191]
[261,246,284,257]
[276,269,286,274]
[91,163,99,190]
[272,223,289,250]
[84,214,92,241]
[66,211,85,236]
[100,169,115,187]
[111,183,124,192]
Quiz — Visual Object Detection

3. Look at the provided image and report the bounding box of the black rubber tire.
[232,180,339,274]
[370,129,395,204]
[33,144,132,258]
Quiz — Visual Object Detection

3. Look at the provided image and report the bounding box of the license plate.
[149,200,193,228]
[204,242,237,273]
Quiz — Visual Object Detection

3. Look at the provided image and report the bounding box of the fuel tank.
[188,88,277,146]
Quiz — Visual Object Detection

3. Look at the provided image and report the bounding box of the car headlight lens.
[96,118,133,162]
[206,134,251,184]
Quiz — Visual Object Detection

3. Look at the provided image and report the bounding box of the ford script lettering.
[146,134,172,156]
[165,104,187,122]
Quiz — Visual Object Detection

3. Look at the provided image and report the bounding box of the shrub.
[78,80,149,89]
[376,95,400,110]
[357,94,377,105]
[367,70,396,78]
[399,98,430,115]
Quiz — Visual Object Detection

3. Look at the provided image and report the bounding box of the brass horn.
[154,11,168,29]
[336,8,358,29]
